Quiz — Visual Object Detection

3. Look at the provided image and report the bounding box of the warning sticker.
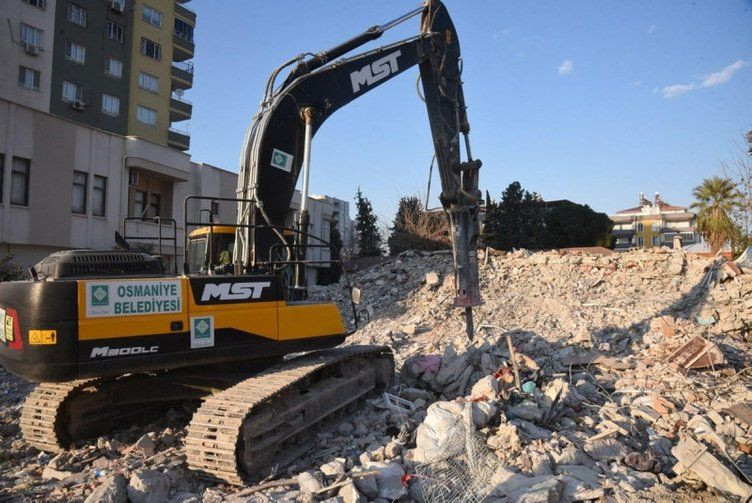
[29,330,57,345]
[5,316,13,342]
[86,280,182,318]
[0,308,5,343]
[190,315,214,349]
[270,148,293,172]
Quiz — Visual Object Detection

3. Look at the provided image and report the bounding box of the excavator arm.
[235,1,482,336]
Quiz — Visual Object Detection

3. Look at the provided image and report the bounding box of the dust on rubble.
[1,246,750,502]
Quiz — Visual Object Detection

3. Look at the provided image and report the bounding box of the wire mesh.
[415,404,498,503]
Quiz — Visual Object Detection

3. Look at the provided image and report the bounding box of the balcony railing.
[170,91,192,105]
[169,124,190,136]
[172,61,194,74]
[168,127,190,151]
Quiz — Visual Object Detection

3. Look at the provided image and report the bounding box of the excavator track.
[185,345,393,485]
[20,372,215,454]
[20,379,101,453]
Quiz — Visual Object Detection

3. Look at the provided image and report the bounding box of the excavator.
[0,0,481,484]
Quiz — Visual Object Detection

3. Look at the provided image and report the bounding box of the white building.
[0,98,232,270]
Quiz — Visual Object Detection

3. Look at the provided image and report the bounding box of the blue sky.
[187,0,752,224]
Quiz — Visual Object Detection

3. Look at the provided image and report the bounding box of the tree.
[482,182,545,250]
[354,187,382,257]
[541,202,613,249]
[0,253,26,281]
[720,130,752,255]
[482,181,613,250]
[387,196,449,255]
[690,176,741,254]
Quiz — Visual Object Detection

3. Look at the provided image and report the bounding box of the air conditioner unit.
[109,0,124,12]
[72,100,85,111]
[128,170,139,186]
[23,42,41,56]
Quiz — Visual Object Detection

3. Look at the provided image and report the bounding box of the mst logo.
[90,346,158,358]
[350,50,401,93]
[200,282,271,302]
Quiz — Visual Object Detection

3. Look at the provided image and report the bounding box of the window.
[136,105,157,127]
[636,236,644,247]
[662,232,676,243]
[140,37,161,60]
[142,5,163,27]
[149,193,161,217]
[65,40,85,64]
[138,72,158,93]
[23,0,47,9]
[105,57,122,78]
[133,190,146,217]
[174,18,194,42]
[20,24,43,49]
[18,66,40,90]
[11,157,30,206]
[67,3,87,27]
[680,232,695,243]
[101,94,120,116]
[636,222,644,232]
[72,171,87,214]
[61,80,83,102]
[106,21,124,43]
[93,176,106,216]
[652,236,660,247]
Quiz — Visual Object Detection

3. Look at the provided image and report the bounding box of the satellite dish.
[175,89,184,98]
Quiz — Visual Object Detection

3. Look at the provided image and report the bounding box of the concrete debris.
[84,474,127,503]
[724,403,752,426]
[424,271,441,287]
[132,433,157,457]
[665,335,727,373]
[338,479,365,503]
[2,247,752,501]
[296,471,323,494]
[673,436,752,500]
[127,469,171,503]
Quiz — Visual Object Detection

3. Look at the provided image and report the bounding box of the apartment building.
[3,0,195,149]
[610,193,698,250]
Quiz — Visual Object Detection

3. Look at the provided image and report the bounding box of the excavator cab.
[185,226,236,274]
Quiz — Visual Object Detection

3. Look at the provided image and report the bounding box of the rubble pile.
[0,247,751,502]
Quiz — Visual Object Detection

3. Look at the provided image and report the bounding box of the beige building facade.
[0,98,232,270]
[610,193,699,250]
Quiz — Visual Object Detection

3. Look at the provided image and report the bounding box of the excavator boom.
[235,0,482,335]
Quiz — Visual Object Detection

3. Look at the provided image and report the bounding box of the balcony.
[612,229,634,237]
[174,2,196,23]
[171,61,193,90]
[173,32,194,62]
[168,126,190,151]
[169,92,192,121]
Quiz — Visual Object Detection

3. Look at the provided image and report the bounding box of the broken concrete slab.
[672,436,752,500]
[665,335,726,373]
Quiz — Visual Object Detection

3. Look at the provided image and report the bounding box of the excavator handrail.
[183,195,361,334]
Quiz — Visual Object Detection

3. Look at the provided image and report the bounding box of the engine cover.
[35,250,163,279]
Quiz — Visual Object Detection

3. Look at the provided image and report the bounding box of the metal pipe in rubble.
[295,108,315,292]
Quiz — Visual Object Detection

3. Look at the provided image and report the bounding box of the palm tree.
[690,177,741,254]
